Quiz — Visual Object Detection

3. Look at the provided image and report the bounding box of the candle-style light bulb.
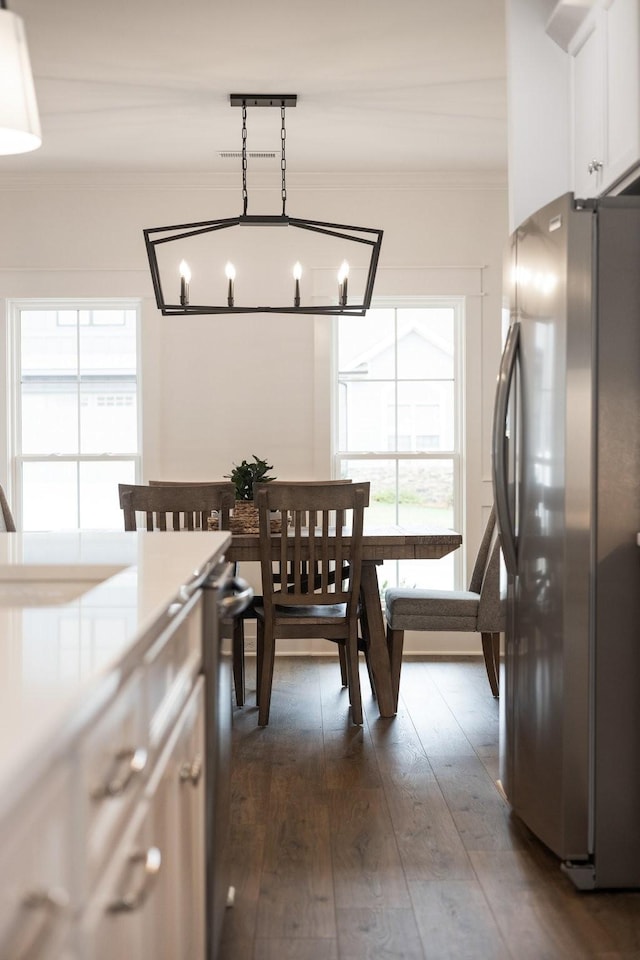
[293,261,302,307]
[338,260,350,306]
[179,260,191,307]
[225,261,236,307]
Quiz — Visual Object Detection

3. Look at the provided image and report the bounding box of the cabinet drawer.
[80,679,206,960]
[0,763,73,960]
[79,793,151,960]
[144,590,202,757]
[80,669,147,891]
[172,678,206,960]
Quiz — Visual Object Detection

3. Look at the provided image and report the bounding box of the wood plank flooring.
[218,657,640,960]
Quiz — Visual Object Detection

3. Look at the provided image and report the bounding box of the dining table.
[225,523,462,718]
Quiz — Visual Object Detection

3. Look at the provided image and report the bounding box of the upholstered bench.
[384,508,503,706]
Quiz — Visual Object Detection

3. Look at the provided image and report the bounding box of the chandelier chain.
[241,102,248,216]
[281,103,287,216]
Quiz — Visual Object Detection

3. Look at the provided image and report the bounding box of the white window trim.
[312,265,486,591]
[7,297,142,528]
[332,296,464,589]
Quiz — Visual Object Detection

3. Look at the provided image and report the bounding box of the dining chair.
[264,480,373,695]
[148,479,254,708]
[384,506,503,706]
[256,479,377,699]
[144,480,371,709]
[221,477,363,709]
[118,482,247,703]
[253,480,370,726]
[147,479,254,709]
[0,483,16,531]
[118,482,234,532]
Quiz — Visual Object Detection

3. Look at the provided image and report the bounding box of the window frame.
[332,296,464,589]
[7,297,142,529]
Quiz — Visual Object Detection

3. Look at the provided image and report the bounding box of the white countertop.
[0,530,230,819]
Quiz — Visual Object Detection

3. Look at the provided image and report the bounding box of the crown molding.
[0,169,507,193]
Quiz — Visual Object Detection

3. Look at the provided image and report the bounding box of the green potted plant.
[225,455,276,501]
[225,455,277,532]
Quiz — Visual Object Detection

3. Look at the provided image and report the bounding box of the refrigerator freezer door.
[497,192,640,888]
[503,193,592,861]
[590,200,640,887]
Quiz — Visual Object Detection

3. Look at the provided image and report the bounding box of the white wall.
[0,170,508,652]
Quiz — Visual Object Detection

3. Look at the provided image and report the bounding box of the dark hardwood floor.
[219,657,640,960]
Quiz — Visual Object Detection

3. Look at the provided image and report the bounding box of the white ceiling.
[5,0,507,177]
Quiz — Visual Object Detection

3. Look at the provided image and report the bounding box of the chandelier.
[143,94,383,316]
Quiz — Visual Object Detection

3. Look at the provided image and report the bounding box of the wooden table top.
[225,525,462,563]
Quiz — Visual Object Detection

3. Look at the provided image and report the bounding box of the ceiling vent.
[218,150,277,159]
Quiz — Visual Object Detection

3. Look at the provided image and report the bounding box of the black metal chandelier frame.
[143,94,383,317]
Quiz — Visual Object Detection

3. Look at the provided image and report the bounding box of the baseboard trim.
[239,629,498,657]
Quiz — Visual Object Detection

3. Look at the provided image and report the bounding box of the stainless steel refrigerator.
[492,191,640,890]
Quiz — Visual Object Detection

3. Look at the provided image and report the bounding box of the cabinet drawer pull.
[91,747,148,800]
[179,754,203,787]
[1,887,69,959]
[588,158,604,174]
[108,846,162,913]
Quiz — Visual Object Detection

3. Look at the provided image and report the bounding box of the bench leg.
[232,618,245,707]
[386,627,405,712]
[257,621,275,726]
[337,645,348,686]
[481,631,500,698]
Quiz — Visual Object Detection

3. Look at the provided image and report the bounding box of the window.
[10,302,140,530]
[335,302,462,591]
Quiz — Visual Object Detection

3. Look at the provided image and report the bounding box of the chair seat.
[254,601,348,623]
[384,509,501,703]
[385,588,480,630]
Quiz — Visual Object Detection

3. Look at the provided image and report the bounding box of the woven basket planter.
[207,500,282,534]
[231,500,260,534]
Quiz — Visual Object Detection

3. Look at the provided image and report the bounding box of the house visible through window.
[335,303,462,590]
[10,302,140,530]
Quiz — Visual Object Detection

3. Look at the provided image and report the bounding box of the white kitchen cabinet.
[79,678,206,960]
[572,11,604,197]
[144,591,203,760]
[603,0,640,187]
[79,669,147,894]
[172,676,206,960]
[77,592,207,960]
[570,0,640,196]
[0,764,74,960]
[0,533,234,960]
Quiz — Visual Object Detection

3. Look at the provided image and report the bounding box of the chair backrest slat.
[307,511,316,592]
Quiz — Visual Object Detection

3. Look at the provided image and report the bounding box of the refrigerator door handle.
[492,320,520,576]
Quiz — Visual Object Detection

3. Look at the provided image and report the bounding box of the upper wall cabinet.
[563,0,640,197]
[571,10,604,197]
[603,0,640,188]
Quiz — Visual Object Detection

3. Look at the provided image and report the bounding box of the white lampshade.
[0,7,41,155]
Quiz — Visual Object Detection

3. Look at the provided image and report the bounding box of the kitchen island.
[0,529,232,960]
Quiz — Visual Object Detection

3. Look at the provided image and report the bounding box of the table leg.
[360,561,395,717]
